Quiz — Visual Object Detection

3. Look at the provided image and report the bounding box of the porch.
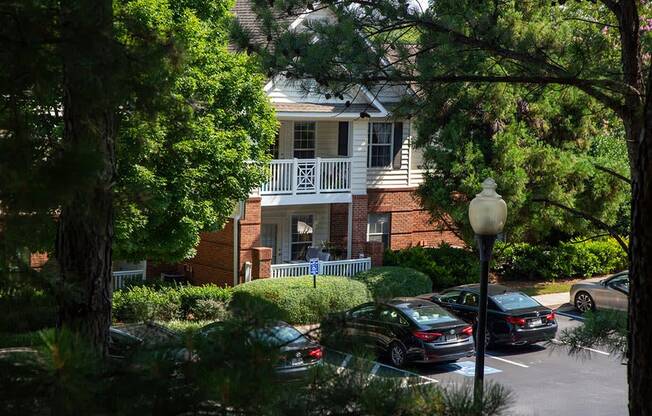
[260,157,351,196]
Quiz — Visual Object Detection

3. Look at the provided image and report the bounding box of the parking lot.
[327,308,627,416]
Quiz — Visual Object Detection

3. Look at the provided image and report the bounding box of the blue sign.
[451,361,502,377]
[309,258,320,275]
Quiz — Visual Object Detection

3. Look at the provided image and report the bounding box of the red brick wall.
[351,195,369,258]
[237,198,262,284]
[329,203,349,252]
[367,188,463,250]
[30,252,49,270]
[183,220,235,286]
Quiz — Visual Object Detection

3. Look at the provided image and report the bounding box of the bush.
[112,284,232,322]
[494,238,627,281]
[384,244,480,290]
[231,276,372,324]
[353,267,431,299]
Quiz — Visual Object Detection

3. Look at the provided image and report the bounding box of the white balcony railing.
[260,158,351,195]
[112,270,146,291]
[271,258,372,278]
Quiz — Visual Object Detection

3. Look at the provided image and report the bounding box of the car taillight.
[546,311,556,322]
[506,316,527,326]
[308,347,323,359]
[462,326,473,336]
[412,330,442,342]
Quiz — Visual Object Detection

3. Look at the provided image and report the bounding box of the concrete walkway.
[533,292,570,309]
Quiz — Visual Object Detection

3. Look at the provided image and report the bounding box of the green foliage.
[495,238,627,281]
[0,321,512,416]
[0,271,56,333]
[557,310,628,358]
[0,0,276,267]
[112,284,232,322]
[353,266,432,299]
[384,245,480,290]
[231,276,372,324]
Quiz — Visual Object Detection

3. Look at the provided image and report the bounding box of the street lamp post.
[468,178,507,409]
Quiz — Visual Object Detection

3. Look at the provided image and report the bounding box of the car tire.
[388,342,407,368]
[575,291,595,312]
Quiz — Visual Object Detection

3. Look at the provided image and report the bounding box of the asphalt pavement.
[323,309,627,416]
[405,310,627,416]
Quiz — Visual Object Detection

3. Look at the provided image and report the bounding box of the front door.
[261,223,279,264]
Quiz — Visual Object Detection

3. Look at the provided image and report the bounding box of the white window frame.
[290,214,315,261]
[293,121,316,159]
[367,122,394,168]
[367,213,390,249]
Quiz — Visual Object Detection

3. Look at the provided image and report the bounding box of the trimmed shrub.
[494,238,627,281]
[384,244,479,290]
[112,284,232,322]
[231,276,372,324]
[353,267,431,299]
[113,286,181,322]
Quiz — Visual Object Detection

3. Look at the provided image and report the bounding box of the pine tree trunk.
[628,117,652,415]
[55,0,116,354]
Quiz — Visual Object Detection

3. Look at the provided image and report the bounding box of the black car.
[333,298,475,368]
[421,284,558,348]
[200,321,323,380]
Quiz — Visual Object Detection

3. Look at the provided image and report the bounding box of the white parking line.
[556,311,585,321]
[552,339,611,356]
[486,354,530,368]
[370,363,380,376]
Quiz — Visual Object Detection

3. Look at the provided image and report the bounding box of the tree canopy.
[0,0,277,266]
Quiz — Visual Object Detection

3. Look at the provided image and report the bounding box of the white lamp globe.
[468,178,507,236]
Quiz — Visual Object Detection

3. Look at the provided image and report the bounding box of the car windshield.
[492,292,540,310]
[250,326,306,347]
[405,305,457,325]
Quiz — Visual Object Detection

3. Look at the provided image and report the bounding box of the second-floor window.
[293,121,316,159]
[367,213,390,250]
[368,122,393,167]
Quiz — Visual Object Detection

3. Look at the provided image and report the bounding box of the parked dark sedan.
[200,321,323,380]
[335,298,475,367]
[421,284,558,348]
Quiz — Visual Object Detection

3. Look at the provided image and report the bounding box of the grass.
[515,281,575,296]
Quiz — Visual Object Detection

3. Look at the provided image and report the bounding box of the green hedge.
[384,244,479,290]
[494,238,628,281]
[113,284,232,322]
[352,267,431,300]
[231,276,372,324]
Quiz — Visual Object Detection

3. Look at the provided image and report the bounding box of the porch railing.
[260,157,351,195]
[112,270,146,291]
[270,258,372,278]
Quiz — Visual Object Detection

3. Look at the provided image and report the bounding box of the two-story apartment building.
[178,1,462,287]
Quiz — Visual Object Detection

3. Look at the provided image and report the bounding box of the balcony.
[260,158,352,205]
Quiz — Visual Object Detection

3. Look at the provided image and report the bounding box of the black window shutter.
[338,122,349,156]
[392,122,403,169]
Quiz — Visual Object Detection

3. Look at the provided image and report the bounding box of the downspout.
[233,201,244,287]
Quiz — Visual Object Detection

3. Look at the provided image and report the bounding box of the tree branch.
[532,198,629,254]
[594,164,632,184]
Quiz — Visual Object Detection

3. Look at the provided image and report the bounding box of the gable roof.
[232,0,304,48]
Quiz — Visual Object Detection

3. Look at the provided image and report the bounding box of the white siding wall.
[367,121,410,188]
[261,204,330,263]
[277,120,339,158]
[350,120,369,195]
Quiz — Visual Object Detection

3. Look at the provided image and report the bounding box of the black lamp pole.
[474,234,497,409]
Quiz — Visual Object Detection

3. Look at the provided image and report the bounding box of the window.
[368,122,393,167]
[405,305,457,325]
[438,290,462,304]
[293,121,315,159]
[460,292,479,307]
[379,307,408,325]
[291,214,314,261]
[492,292,540,311]
[350,304,376,320]
[367,213,390,250]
